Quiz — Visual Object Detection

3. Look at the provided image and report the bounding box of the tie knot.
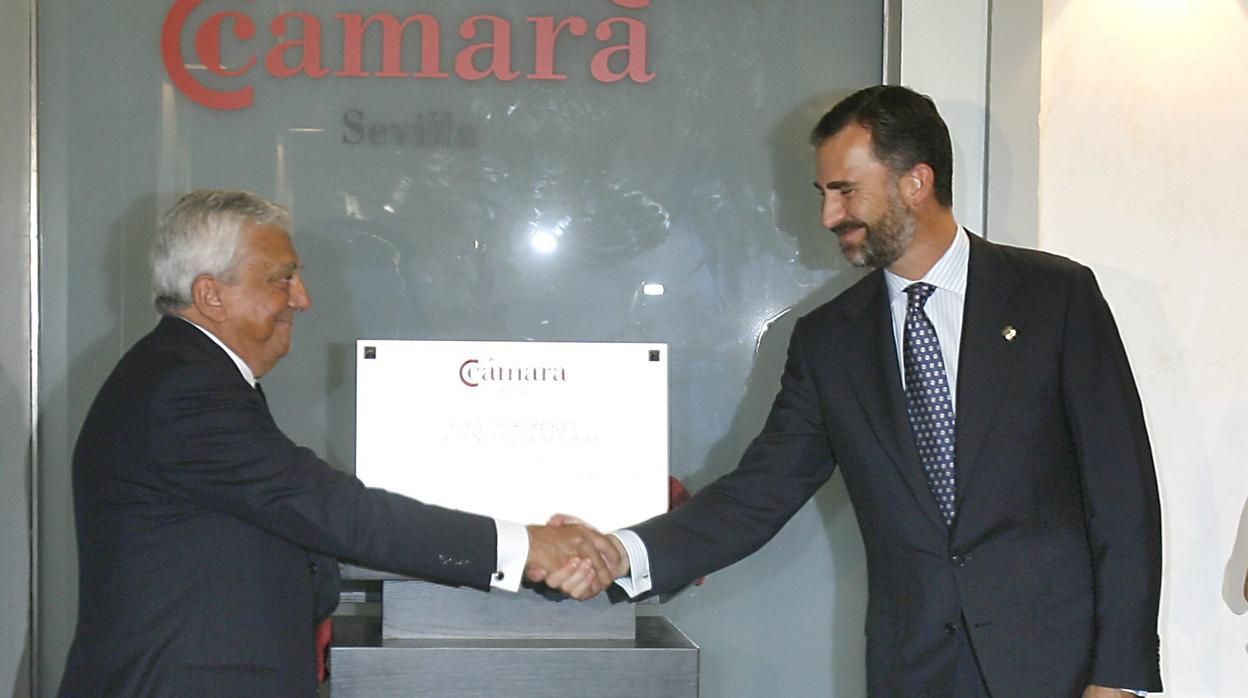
[905,282,936,308]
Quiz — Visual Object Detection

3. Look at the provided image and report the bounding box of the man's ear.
[191,274,227,323]
[903,164,934,208]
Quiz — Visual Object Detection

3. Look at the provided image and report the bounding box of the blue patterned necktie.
[902,282,957,524]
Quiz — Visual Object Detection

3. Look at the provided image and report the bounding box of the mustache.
[831,219,866,236]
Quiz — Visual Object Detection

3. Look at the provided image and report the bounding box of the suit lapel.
[842,274,949,532]
[953,235,1022,511]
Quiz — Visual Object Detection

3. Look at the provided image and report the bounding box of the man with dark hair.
[60,190,619,696]
[552,85,1164,696]
[809,84,955,208]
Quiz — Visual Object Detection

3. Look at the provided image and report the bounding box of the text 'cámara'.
[459,359,568,387]
[163,0,657,110]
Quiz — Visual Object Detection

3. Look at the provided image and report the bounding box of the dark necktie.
[902,282,957,524]
[254,382,268,407]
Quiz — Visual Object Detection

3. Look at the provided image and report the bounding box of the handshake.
[524,515,630,600]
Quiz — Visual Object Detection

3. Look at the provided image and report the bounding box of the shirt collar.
[178,317,258,387]
[884,225,970,301]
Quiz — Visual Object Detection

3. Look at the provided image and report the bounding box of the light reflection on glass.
[530,228,559,254]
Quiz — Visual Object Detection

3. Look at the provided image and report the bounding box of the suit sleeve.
[631,319,838,595]
[148,361,499,590]
[1060,266,1162,690]
[313,551,341,622]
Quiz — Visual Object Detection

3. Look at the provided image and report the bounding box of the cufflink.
[1002,325,1017,341]
[494,570,505,581]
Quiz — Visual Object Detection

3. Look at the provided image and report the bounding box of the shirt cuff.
[610,529,652,598]
[490,519,528,592]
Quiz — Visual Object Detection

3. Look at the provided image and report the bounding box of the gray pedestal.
[329,573,699,697]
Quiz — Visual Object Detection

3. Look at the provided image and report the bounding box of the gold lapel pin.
[1002,325,1018,342]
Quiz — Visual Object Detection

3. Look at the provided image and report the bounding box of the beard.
[833,189,916,269]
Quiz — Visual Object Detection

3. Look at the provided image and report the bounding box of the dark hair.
[809,85,953,207]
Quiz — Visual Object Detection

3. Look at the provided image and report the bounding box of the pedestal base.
[329,615,698,697]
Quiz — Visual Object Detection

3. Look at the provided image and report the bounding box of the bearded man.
[573,85,1163,697]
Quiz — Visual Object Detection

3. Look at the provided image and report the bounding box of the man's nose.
[821,193,846,230]
[290,277,312,311]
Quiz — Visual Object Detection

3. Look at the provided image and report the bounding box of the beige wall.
[1040,0,1248,693]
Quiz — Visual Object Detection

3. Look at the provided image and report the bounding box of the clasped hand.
[524,515,628,600]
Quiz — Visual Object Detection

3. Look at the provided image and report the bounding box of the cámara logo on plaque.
[459,359,568,388]
[162,0,657,110]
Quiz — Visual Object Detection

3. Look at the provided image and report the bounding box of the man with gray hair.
[59,190,619,696]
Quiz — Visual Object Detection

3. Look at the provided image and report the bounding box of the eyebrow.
[267,262,301,277]
[813,180,854,193]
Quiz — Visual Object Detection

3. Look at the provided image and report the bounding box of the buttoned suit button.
[943,622,957,636]
[309,561,318,576]
[951,553,969,567]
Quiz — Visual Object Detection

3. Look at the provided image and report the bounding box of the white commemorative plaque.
[355,340,669,531]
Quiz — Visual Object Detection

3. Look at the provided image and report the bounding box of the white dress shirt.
[884,225,969,411]
[181,317,528,592]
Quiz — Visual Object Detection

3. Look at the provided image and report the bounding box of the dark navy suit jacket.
[632,234,1162,697]
[60,317,498,696]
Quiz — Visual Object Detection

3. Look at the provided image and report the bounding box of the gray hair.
[150,190,292,315]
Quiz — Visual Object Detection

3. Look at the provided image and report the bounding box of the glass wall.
[0,0,34,694]
[37,1,882,694]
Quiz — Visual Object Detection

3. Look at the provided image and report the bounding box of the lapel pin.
[1002,325,1017,342]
